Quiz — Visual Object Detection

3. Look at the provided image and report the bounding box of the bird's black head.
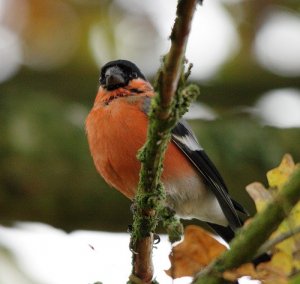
[99,60,147,90]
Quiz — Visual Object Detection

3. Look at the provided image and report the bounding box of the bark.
[129,0,199,283]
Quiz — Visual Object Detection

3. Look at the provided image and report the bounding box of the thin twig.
[256,225,300,257]
[156,0,198,118]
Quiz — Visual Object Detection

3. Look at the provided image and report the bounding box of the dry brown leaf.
[165,225,226,278]
[256,259,288,284]
[223,259,288,284]
[223,263,257,282]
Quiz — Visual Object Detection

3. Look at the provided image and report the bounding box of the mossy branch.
[129,0,199,283]
[193,166,300,284]
[155,0,199,119]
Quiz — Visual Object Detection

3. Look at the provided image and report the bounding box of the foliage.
[165,154,300,283]
[165,225,226,278]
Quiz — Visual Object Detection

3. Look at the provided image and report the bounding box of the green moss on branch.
[129,1,199,283]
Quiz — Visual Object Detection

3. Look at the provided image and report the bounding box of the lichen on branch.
[129,0,199,283]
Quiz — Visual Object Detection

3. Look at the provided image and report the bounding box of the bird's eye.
[131,72,137,79]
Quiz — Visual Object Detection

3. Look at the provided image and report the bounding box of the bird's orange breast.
[86,93,195,199]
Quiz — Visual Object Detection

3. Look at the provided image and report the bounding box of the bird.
[85,59,248,242]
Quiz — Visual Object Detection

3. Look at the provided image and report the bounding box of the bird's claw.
[153,233,160,245]
[127,224,133,233]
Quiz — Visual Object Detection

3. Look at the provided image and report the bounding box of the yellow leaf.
[246,182,273,212]
[267,154,295,189]
[271,251,293,275]
[245,154,300,283]
[271,200,300,270]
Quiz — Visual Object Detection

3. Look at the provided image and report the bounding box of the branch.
[156,0,198,116]
[129,0,199,283]
[255,225,300,258]
[193,166,300,284]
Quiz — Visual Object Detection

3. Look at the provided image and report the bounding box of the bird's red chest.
[86,97,148,198]
[86,94,195,200]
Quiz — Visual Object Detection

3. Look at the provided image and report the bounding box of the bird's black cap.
[99,60,147,90]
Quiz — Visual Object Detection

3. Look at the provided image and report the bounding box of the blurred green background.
[0,0,300,232]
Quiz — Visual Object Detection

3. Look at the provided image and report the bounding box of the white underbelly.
[164,175,228,226]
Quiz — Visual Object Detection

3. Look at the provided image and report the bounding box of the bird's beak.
[104,66,126,90]
[106,73,125,87]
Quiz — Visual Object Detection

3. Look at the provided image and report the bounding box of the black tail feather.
[206,222,235,243]
[231,199,249,216]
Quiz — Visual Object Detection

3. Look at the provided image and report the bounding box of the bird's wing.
[171,119,246,229]
[142,97,247,230]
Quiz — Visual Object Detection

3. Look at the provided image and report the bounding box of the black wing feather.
[141,97,246,231]
[171,120,245,230]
